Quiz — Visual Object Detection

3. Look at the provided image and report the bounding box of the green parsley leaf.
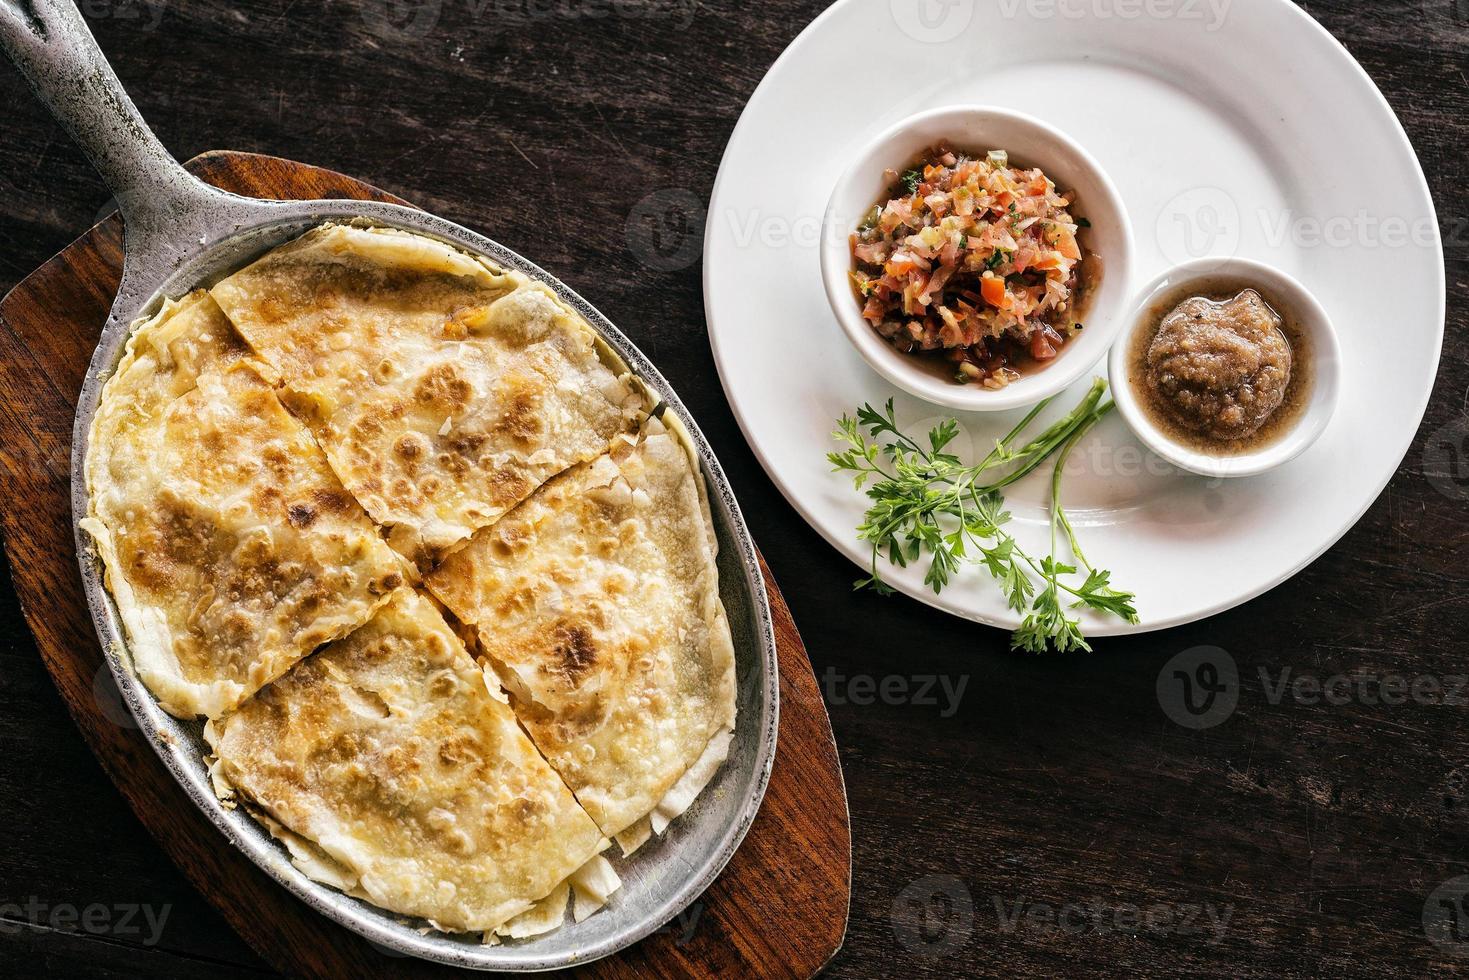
[828,379,1138,652]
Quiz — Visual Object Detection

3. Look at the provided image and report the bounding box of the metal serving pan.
[0,0,778,970]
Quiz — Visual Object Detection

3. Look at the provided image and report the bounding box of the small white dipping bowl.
[1108,257,1342,479]
[820,105,1134,412]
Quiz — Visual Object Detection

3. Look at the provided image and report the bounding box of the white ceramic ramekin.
[1108,256,1341,478]
[820,105,1134,412]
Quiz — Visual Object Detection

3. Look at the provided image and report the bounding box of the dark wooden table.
[0,1,1464,976]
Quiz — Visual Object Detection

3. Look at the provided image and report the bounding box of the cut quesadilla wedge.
[210,223,643,570]
[81,291,406,719]
[205,588,619,936]
[426,416,737,846]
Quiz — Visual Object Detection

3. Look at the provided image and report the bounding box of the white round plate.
[703,0,1444,635]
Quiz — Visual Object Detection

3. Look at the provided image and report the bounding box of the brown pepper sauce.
[1127,277,1313,456]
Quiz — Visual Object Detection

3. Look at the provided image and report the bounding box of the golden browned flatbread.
[427,417,736,846]
[85,223,737,940]
[82,291,406,719]
[210,223,642,570]
[205,588,620,936]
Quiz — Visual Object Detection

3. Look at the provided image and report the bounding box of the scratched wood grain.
[0,0,1466,976]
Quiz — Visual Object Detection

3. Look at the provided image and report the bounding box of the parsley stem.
[981,378,1107,492]
[1050,400,1115,573]
[977,396,1053,470]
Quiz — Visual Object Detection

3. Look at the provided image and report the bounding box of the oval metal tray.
[72,203,780,971]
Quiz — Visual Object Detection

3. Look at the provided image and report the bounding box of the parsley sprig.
[829,377,1138,652]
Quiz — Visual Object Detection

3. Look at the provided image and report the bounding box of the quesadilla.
[205,588,620,936]
[84,220,741,941]
[426,416,737,849]
[81,291,406,719]
[210,224,643,570]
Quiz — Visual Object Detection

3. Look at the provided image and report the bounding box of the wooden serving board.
[0,151,850,979]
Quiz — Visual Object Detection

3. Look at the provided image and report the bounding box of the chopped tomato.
[980,276,1008,309]
[1054,226,1081,260]
[887,253,921,276]
[1030,324,1064,360]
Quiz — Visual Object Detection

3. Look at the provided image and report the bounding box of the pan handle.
[0,0,221,240]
